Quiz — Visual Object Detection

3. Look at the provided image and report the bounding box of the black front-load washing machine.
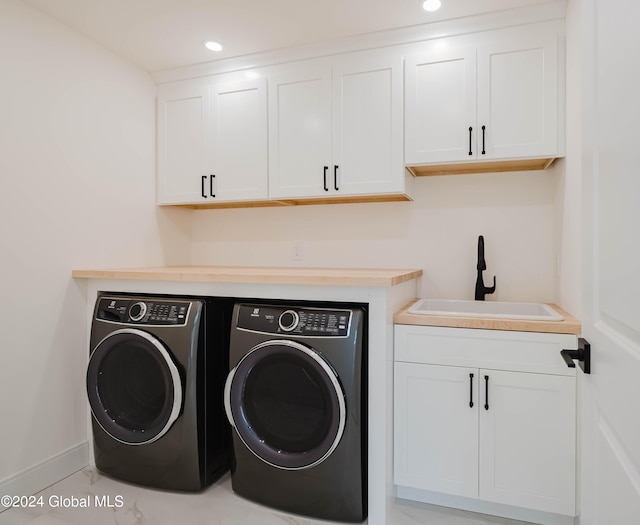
[86,293,233,491]
[224,302,367,522]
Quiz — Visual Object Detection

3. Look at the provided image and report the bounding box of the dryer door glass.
[87,329,182,445]
[226,340,346,470]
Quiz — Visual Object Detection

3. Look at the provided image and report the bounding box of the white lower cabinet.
[394,325,577,518]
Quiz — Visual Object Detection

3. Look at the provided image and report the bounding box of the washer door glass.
[86,328,182,445]
[225,340,346,470]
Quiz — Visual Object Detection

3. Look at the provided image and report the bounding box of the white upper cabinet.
[269,53,406,200]
[157,77,268,205]
[405,26,561,166]
[268,62,333,199]
[332,55,405,196]
[210,79,268,202]
[477,33,558,160]
[405,47,477,164]
[157,80,210,204]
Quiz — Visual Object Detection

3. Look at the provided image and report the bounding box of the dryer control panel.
[236,304,352,337]
[96,297,191,326]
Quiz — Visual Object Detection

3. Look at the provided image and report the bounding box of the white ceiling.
[23,0,553,73]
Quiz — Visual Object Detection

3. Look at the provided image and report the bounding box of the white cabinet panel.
[479,369,576,515]
[394,362,478,498]
[157,82,210,204]
[333,56,404,195]
[211,79,268,201]
[268,63,332,199]
[405,47,476,164]
[157,77,268,205]
[477,34,558,159]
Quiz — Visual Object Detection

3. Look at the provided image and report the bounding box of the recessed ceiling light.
[422,0,442,12]
[204,41,223,52]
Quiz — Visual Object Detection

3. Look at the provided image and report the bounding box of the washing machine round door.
[224,340,346,470]
[86,328,182,445]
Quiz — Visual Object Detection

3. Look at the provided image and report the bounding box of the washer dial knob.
[278,310,299,332]
[129,301,147,322]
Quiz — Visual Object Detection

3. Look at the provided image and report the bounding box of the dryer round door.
[224,340,346,470]
[86,328,183,445]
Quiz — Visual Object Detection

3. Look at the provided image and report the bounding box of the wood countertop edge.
[393,299,582,335]
[71,266,423,288]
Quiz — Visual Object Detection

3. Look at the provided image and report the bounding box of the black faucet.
[475,235,496,301]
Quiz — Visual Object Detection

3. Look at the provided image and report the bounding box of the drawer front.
[395,325,577,376]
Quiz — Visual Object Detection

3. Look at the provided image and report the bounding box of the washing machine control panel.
[96,297,191,325]
[237,304,352,337]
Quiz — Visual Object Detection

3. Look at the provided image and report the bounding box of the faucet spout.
[475,235,496,301]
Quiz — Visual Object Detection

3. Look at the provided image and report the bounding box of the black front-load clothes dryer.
[86,293,233,491]
[224,302,367,522]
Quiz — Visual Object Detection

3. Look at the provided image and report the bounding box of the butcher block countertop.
[394,299,581,335]
[72,265,423,288]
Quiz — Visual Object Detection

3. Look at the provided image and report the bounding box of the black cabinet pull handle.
[468,127,473,156]
[481,125,486,155]
[323,166,329,191]
[210,174,215,198]
[201,175,207,198]
[334,165,339,191]
[469,373,474,408]
[484,375,489,410]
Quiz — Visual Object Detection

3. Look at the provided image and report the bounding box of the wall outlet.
[292,241,303,261]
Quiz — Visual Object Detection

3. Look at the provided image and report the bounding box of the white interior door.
[579,0,640,522]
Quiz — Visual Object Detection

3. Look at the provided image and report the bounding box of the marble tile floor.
[0,467,535,525]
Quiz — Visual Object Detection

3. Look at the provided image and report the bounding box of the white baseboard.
[396,486,577,525]
[0,442,89,512]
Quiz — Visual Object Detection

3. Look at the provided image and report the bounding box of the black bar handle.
[469,373,474,408]
[561,338,591,374]
[323,166,329,191]
[210,174,215,198]
[334,165,339,191]
[201,175,207,199]
[481,125,486,155]
[484,375,489,410]
[468,126,473,156]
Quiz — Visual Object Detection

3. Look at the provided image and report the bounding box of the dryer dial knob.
[278,310,299,332]
[129,301,147,322]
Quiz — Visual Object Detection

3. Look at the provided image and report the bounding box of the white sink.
[407,299,563,321]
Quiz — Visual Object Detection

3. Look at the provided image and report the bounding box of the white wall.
[554,0,582,318]
[0,0,190,484]
[191,168,559,303]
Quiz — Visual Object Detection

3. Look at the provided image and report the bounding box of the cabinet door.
[394,362,478,498]
[211,79,268,202]
[268,63,332,199]
[405,47,477,164]
[477,34,558,159]
[479,369,576,515]
[332,55,404,195]
[157,80,210,204]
